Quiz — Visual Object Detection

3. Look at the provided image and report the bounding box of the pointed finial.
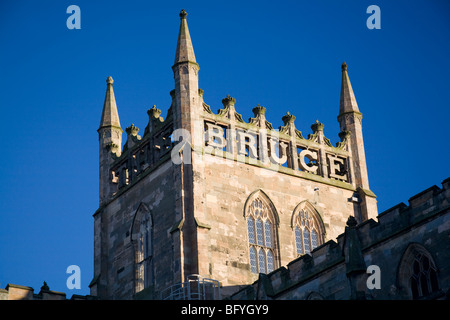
[339,130,351,141]
[222,95,236,106]
[174,9,197,65]
[282,112,296,125]
[346,215,357,227]
[99,75,121,131]
[311,120,324,132]
[41,281,49,291]
[126,123,139,136]
[339,61,360,116]
[147,105,162,119]
[252,104,266,116]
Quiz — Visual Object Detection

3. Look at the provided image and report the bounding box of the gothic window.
[249,247,257,273]
[311,229,318,249]
[303,227,311,253]
[131,204,153,293]
[247,217,256,244]
[307,292,324,300]
[246,193,279,275]
[398,243,440,299]
[264,221,272,248]
[267,250,274,272]
[410,253,439,299]
[295,227,303,254]
[292,202,325,256]
[256,218,264,246]
[258,249,266,274]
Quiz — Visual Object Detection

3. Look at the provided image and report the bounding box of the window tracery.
[398,243,440,299]
[246,195,278,274]
[131,205,153,293]
[292,204,324,256]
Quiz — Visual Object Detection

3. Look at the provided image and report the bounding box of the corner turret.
[172,9,202,147]
[98,76,123,205]
[338,63,377,221]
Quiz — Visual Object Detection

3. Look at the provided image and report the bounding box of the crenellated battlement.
[109,103,174,192]
[356,177,450,250]
[229,233,346,299]
[229,177,450,300]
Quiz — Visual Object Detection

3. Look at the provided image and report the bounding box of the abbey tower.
[90,10,377,299]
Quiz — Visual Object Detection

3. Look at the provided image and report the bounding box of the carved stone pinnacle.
[282,112,296,125]
[222,95,236,107]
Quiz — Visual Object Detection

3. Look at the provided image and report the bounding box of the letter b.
[225,305,233,315]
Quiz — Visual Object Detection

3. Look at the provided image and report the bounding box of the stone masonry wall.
[94,159,179,299]
[229,177,450,300]
[192,151,362,297]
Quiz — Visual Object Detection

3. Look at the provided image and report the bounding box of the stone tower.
[90,10,378,299]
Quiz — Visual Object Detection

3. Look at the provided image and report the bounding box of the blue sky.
[0,0,449,297]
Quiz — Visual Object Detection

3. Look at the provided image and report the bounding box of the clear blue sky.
[0,0,449,297]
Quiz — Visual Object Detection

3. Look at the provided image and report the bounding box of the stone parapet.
[228,177,450,300]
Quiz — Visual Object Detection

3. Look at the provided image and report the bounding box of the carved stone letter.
[328,154,347,181]
[298,149,319,173]
[204,123,226,149]
[268,137,288,166]
[236,129,258,159]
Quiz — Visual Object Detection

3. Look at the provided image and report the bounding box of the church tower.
[90,10,378,300]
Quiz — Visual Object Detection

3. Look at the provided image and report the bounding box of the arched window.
[131,204,153,293]
[245,192,279,274]
[398,243,440,299]
[249,247,257,273]
[307,292,324,300]
[292,202,325,256]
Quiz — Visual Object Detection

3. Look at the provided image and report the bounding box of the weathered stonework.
[230,178,450,300]
[0,282,95,300]
[90,10,379,300]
